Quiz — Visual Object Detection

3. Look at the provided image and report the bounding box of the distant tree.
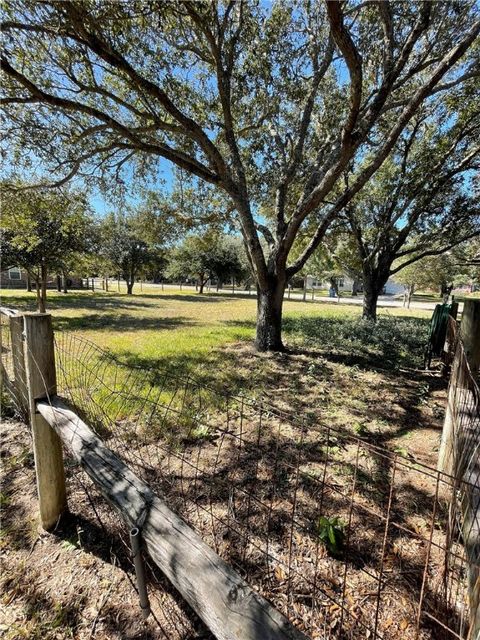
[1,186,92,311]
[101,213,152,295]
[3,2,479,349]
[332,235,363,296]
[306,243,344,297]
[393,254,455,307]
[209,236,249,290]
[450,240,480,292]
[167,233,246,294]
[394,241,480,306]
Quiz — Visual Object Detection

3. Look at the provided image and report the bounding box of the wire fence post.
[462,299,480,379]
[9,314,30,421]
[23,313,67,530]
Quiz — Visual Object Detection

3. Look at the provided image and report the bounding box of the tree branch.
[325,1,362,141]
[391,230,480,275]
[1,57,221,184]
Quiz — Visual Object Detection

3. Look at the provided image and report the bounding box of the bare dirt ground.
[1,344,461,640]
[0,417,209,640]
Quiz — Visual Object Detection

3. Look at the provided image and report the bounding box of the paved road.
[97,279,443,312]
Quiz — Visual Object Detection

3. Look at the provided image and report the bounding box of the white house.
[305,274,404,296]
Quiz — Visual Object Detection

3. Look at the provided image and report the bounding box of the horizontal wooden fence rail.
[37,397,308,640]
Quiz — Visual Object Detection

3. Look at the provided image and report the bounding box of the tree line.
[2,183,478,315]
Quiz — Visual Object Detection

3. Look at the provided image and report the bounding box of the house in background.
[1,266,83,290]
[0,266,27,288]
[305,274,404,296]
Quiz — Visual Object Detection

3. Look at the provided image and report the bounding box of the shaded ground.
[1,289,462,638]
[0,417,209,640]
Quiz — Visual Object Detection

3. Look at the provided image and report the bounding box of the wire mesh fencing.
[438,314,480,637]
[49,331,473,640]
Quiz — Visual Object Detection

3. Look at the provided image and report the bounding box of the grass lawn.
[1,287,454,640]
[1,287,440,464]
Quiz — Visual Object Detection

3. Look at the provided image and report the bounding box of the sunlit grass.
[0,287,430,362]
[1,286,439,462]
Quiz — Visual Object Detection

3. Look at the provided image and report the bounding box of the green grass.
[0,287,430,370]
[1,287,438,457]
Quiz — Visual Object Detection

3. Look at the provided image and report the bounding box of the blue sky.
[87,157,176,217]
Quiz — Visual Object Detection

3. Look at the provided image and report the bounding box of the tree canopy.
[2,1,479,348]
[167,232,246,294]
[342,85,480,320]
[1,185,93,310]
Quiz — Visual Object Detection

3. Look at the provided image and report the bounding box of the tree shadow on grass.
[0,291,228,315]
[53,314,195,332]
[283,314,429,370]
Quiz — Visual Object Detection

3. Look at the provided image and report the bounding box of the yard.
[1,288,456,640]
[0,287,438,462]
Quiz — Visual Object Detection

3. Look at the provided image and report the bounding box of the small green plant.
[315,515,346,556]
[0,492,11,507]
[189,424,212,441]
[353,421,368,436]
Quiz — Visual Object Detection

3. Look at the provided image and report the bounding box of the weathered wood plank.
[9,315,29,419]
[37,397,310,640]
[0,306,19,317]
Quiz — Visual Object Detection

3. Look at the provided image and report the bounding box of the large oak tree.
[2,1,479,349]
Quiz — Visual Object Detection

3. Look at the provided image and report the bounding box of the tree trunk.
[406,284,414,309]
[56,274,61,292]
[363,285,379,321]
[362,270,389,321]
[105,277,109,292]
[35,279,42,312]
[26,273,32,292]
[199,280,204,294]
[62,272,68,294]
[351,280,359,296]
[39,264,47,313]
[255,279,285,352]
[303,276,307,302]
[330,277,339,297]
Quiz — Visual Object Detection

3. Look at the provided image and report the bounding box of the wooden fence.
[0,308,307,640]
[2,304,479,639]
[438,300,480,639]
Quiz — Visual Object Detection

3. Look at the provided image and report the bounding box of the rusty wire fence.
[0,308,476,639]
[439,315,480,637]
[48,330,471,640]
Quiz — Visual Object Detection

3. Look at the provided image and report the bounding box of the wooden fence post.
[461,300,480,639]
[438,301,480,475]
[462,299,480,378]
[438,299,480,638]
[9,314,30,421]
[23,313,67,530]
